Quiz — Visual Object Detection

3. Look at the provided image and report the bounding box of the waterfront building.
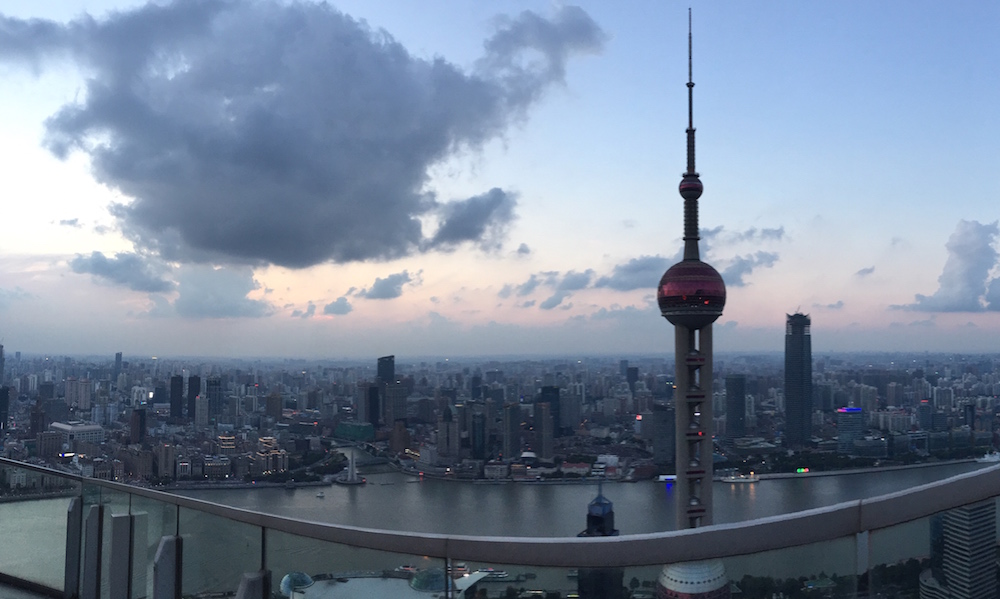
[502,402,521,461]
[836,407,863,454]
[652,401,675,471]
[724,374,746,441]
[537,402,554,461]
[578,484,623,598]
[785,313,813,447]
[539,385,562,437]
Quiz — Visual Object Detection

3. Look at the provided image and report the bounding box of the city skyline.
[2,1,1000,359]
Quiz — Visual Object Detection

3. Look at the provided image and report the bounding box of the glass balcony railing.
[0,457,998,599]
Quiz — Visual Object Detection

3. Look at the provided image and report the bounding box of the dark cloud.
[4,2,603,268]
[515,275,542,296]
[291,302,315,319]
[594,255,670,291]
[172,265,272,318]
[516,243,531,255]
[557,269,593,291]
[69,251,175,292]
[521,300,536,308]
[720,252,779,287]
[323,297,352,315]
[856,266,875,277]
[426,188,517,251]
[58,218,81,228]
[896,220,999,312]
[359,271,413,300]
[497,284,513,299]
[540,291,570,310]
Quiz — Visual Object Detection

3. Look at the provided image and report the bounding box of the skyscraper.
[206,376,223,419]
[785,313,813,447]
[377,355,395,384]
[658,11,726,530]
[725,375,746,441]
[577,484,623,598]
[187,374,201,419]
[169,375,184,419]
[539,385,562,437]
[502,402,521,461]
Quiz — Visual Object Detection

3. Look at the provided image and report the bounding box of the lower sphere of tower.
[658,260,726,329]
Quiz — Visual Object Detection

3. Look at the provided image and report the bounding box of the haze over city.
[2,1,999,359]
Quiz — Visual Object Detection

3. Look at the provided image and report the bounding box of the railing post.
[81,504,104,599]
[234,570,270,599]
[132,512,148,598]
[109,513,133,599]
[64,496,82,599]
[152,536,182,599]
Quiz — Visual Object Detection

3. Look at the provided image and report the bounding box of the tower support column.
[674,324,714,529]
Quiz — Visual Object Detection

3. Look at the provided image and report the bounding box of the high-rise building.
[0,387,8,430]
[539,386,561,437]
[470,412,486,460]
[725,375,746,441]
[921,499,997,599]
[169,375,184,419]
[377,355,395,384]
[577,484,622,598]
[383,383,408,426]
[785,313,813,447]
[657,11,726,530]
[537,402,554,461]
[187,375,201,419]
[836,407,863,454]
[113,352,122,382]
[130,408,147,445]
[502,402,521,461]
[652,402,675,471]
[206,377,223,418]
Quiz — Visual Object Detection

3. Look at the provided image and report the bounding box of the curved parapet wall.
[0,458,998,570]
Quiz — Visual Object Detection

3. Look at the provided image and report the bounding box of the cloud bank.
[898,220,1000,312]
[2,1,604,268]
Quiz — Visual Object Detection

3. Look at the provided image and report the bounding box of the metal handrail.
[2,457,998,568]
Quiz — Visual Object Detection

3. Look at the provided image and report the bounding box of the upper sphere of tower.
[657,259,726,329]
[679,174,703,201]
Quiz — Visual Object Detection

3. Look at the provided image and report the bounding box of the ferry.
[977,451,1000,463]
[477,568,509,580]
[315,491,324,498]
[722,472,760,483]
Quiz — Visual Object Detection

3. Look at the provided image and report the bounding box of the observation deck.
[0,457,998,598]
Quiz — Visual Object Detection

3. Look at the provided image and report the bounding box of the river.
[177,459,992,537]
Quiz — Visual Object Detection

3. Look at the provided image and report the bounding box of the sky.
[1,1,999,359]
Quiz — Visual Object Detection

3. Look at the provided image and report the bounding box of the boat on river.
[722,472,760,483]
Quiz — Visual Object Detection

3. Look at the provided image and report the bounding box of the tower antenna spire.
[687,7,694,168]
[679,8,702,261]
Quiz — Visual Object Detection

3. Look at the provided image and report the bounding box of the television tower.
[657,9,726,530]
